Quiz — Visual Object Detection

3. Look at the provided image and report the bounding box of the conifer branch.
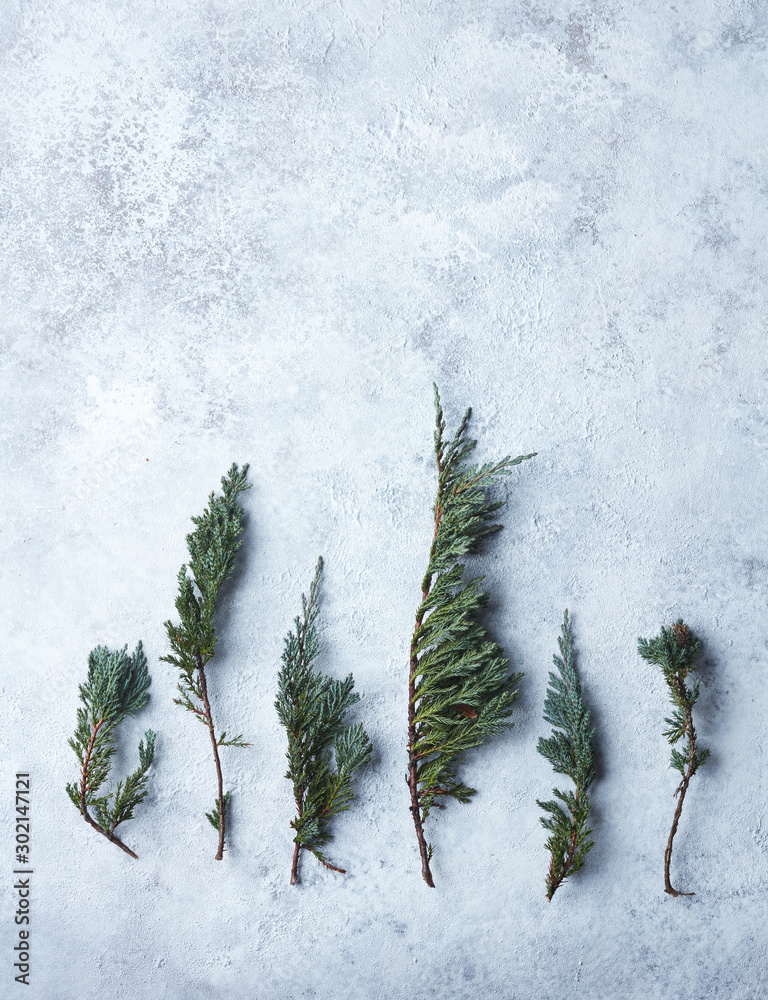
[536,611,595,900]
[161,463,251,860]
[407,384,536,886]
[276,558,373,885]
[638,619,710,897]
[66,643,156,858]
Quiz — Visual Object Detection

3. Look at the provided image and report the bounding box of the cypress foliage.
[66,642,156,858]
[276,558,373,885]
[161,463,251,860]
[536,611,595,900]
[407,384,536,886]
[637,619,710,896]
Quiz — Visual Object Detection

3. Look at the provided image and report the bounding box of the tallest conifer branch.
[162,463,251,860]
[407,385,536,886]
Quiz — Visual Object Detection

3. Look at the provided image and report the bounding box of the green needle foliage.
[276,557,373,885]
[66,642,156,859]
[161,463,251,860]
[638,619,710,897]
[536,611,595,900]
[407,384,536,886]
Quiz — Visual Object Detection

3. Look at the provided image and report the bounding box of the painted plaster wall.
[1,1,767,997]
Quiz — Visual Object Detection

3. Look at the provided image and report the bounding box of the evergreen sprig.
[407,384,536,886]
[638,619,710,896]
[536,611,595,900]
[161,463,251,860]
[66,642,156,858]
[276,557,373,885]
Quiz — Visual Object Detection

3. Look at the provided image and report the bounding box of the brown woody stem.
[664,703,697,897]
[316,855,346,874]
[290,791,305,885]
[546,790,579,901]
[290,841,301,885]
[197,656,226,861]
[408,736,434,886]
[408,483,443,888]
[290,790,347,884]
[79,719,138,859]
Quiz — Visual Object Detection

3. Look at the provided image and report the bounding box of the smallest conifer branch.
[536,611,596,901]
[66,643,156,858]
[638,619,709,897]
[276,558,373,885]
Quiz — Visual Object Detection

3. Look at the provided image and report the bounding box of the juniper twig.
[536,611,595,900]
[407,384,536,886]
[276,557,373,884]
[162,463,251,860]
[66,643,156,858]
[638,619,710,896]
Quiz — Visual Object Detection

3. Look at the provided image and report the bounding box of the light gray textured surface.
[2,1,767,997]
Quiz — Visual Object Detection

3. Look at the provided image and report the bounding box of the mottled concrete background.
[2,1,767,997]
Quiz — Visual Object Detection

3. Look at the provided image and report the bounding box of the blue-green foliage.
[66,643,156,840]
[161,463,251,833]
[275,558,373,877]
[637,620,710,778]
[163,463,251,706]
[206,792,231,832]
[411,386,535,827]
[536,612,595,900]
